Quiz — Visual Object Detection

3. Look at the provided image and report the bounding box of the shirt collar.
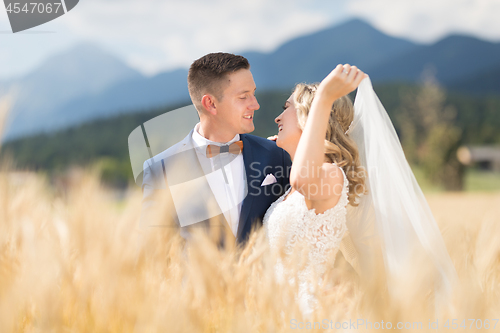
[192,123,240,158]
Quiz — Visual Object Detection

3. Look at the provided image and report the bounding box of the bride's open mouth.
[278,125,283,131]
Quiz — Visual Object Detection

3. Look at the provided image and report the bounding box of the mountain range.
[1,18,499,140]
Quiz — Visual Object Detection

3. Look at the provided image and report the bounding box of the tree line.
[2,83,499,190]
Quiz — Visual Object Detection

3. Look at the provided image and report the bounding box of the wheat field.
[0,165,499,333]
[1,93,499,333]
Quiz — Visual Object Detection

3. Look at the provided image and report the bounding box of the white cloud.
[60,0,332,75]
[345,0,500,43]
[1,0,499,79]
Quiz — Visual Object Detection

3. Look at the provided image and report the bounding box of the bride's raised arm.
[290,64,366,201]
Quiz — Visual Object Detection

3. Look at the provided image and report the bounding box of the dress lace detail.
[263,163,349,316]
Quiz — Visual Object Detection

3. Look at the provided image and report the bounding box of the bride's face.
[274,94,302,156]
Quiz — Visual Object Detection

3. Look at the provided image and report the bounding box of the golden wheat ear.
[0,96,11,151]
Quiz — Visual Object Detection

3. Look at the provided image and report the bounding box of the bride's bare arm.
[290,64,365,201]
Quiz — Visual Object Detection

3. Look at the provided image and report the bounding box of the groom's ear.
[201,94,217,116]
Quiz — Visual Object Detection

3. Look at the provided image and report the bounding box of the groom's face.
[214,69,260,135]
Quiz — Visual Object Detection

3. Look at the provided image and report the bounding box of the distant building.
[457,146,500,172]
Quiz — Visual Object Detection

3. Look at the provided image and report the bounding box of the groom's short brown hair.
[188,53,250,112]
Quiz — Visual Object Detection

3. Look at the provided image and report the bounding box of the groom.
[141,53,292,247]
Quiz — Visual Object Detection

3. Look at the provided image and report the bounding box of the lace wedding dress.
[262,77,458,316]
[263,163,349,316]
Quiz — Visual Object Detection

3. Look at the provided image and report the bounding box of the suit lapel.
[163,131,230,229]
[237,134,259,240]
[174,130,195,154]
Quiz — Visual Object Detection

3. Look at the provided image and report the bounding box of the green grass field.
[412,167,500,193]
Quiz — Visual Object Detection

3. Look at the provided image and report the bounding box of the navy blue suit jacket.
[141,130,292,247]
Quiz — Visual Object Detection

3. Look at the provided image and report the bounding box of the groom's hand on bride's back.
[317,64,368,103]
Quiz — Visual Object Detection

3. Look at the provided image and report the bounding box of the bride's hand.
[317,64,367,103]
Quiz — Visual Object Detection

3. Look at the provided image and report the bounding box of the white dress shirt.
[191,123,247,237]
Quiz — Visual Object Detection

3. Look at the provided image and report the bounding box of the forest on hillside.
[2,82,500,190]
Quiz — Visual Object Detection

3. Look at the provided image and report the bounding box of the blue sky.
[1,0,499,80]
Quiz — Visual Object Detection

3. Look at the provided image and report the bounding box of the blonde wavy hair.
[293,83,367,206]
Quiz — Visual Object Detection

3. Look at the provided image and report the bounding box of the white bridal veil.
[345,77,457,302]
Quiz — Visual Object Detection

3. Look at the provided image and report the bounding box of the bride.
[263,64,457,316]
